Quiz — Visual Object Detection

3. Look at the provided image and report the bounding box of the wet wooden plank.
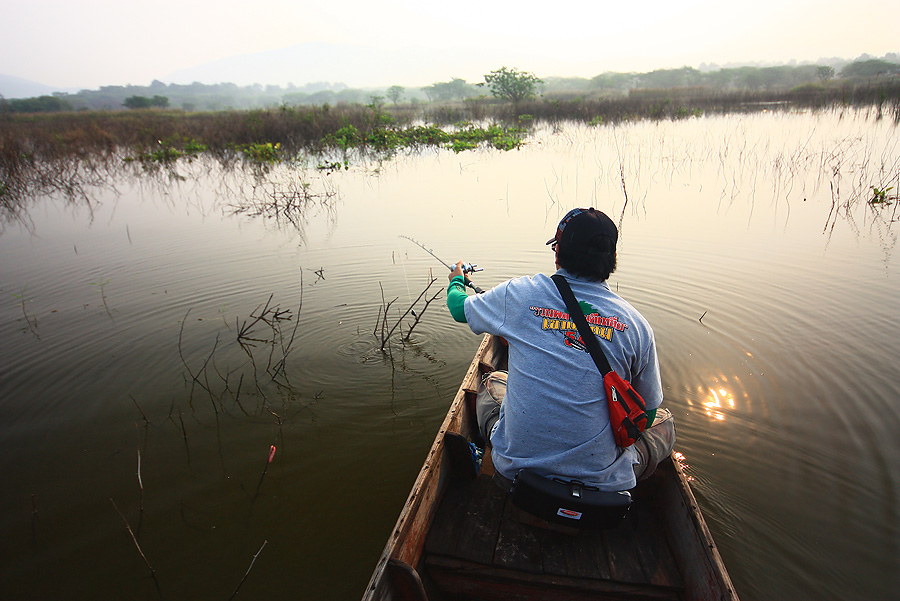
[424,478,466,558]
[629,494,683,589]
[426,468,682,590]
[457,476,508,564]
[426,555,682,601]
[426,475,505,566]
[556,527,613,581]
[603,511,655,584]
[492,495,544,573]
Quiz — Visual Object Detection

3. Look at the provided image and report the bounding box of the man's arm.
[446,261,469,323]
[447,274,468,323]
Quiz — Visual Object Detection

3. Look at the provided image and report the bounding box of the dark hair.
[557,244,617,281]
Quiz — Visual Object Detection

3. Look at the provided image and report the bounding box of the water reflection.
[1,153,342,244]
[1,109,899,601]
[220,167,339,242]
[703,386,736,422]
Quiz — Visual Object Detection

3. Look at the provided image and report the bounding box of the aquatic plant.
[88,277,112,316]
[869,185,896,205]
[240,142,281,164]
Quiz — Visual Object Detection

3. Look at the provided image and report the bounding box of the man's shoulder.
[573,282,654,334]
[500,272,554,292]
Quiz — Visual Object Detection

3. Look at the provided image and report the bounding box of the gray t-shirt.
[464,268,663,491]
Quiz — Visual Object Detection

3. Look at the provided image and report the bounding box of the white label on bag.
[557,507,583,520]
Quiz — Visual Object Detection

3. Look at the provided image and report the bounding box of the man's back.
[463,268,663,491]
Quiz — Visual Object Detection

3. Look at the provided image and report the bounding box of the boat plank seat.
[425,474,685,601]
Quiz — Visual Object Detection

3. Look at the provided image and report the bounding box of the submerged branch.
[110,498,160,591]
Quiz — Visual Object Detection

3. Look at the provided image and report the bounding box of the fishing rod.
[400,235,485,293]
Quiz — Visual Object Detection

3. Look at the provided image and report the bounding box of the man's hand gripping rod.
[400,236,484,293]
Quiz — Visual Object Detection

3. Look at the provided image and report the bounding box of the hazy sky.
[1,0,896,89]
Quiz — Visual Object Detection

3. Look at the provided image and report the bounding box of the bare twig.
[237,294,276,350]
[137,450,144,513]
[110,498,159,591]
[176,404,191,469]
[270,270,303,381]
[377,286,399,349]
[373,304,383,337]
[229,540,268,600]
[233,373,250,416]
[177,308,218,407]
[404,284,442,340]
[130,395,150,427]
[264,406,284,426]
[382,278,438,348]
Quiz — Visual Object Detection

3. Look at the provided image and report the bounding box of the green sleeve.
[447,276,468,323]
[646,408,657,425]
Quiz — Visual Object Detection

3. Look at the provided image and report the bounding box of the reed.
[110,498,160,592]
[11,286,39,338]
[6,81,896,216]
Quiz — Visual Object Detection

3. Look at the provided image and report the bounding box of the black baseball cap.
[546,208,618,253]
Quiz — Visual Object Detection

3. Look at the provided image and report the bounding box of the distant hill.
[4,51,897,113]
[0,74,77,99]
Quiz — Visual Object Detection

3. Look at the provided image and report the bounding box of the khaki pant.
[475,370,676,487]
[633,408,676,481]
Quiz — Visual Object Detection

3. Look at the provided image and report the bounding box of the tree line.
[3,57,898,114]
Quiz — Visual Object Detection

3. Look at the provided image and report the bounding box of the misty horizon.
[2,45,897,101]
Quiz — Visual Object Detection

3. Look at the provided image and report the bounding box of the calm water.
[1,109,898,600]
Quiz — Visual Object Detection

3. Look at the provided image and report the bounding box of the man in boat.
[447,207,675,492]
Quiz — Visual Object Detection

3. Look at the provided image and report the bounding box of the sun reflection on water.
[702,386,736,421]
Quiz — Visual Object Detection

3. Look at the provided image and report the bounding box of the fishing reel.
[460,263,483,275]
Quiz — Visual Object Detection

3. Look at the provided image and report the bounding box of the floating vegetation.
[324,121,525,154]
[239,141,281,164]
[869,185,897,206]
[123,138,207,165]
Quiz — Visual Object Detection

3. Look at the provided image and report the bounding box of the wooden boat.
[363,334,739,601]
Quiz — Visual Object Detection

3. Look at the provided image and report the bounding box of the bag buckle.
[551,478,599,500]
